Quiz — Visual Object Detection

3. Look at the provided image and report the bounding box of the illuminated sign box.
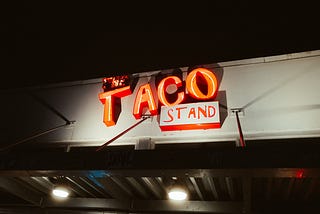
[160,101,220,131]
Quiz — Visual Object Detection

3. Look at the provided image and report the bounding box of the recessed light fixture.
[52,187,70,198]
[168,188,187,201]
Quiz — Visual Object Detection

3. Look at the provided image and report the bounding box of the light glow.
[133,83,158,119]
[99,86,132,127]
[52,187,69,198]
[158,76,185,107]
[99,68,219,128]
[168,189,187,201]
[186,68,218,100]
[296,169,304,179]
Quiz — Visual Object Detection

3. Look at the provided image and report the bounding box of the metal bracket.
[230,108,245,117]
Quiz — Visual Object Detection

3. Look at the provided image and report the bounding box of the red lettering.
[176,107,187,119]
[188,107,196,118]
[133,84,158,119]
[198,106,207,119]
[208,105,216,117]
[163,109,174,122]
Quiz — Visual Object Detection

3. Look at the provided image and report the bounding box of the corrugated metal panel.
[2,173,320,213]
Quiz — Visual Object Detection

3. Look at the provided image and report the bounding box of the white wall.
[1,50,320,147]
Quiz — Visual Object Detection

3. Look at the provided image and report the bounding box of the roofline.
[2,49,320,92]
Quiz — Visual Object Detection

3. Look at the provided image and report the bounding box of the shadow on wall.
[187,64,227,127]
[209,63,228,127]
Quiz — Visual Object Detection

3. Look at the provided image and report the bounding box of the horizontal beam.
[1,144,320,171]
[0,177,43,206]
[44,197,129,210]
[253,200,320,213]
[43,197,242,213]
[2,200,320,214]
[0,208,112,214]
[1,168,320,178]
[0,208,44,214]
[132,200,242,213]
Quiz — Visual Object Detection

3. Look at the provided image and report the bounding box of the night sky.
[1,1,319,89]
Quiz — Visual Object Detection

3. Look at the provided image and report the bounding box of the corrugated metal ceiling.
[1,140,320,213]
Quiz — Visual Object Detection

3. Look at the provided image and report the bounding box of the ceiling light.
[52,187,69,198]
[168,188,187,201]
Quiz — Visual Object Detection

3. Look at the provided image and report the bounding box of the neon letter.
[133,84,158,119]
[157,76,185,107]
[99,86,132,127]
[186,68,218,100]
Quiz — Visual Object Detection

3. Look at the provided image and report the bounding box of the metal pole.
[235,110,246,147]
[96,116,150,151]
[0,123,71,152]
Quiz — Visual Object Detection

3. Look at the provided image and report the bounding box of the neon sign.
[99,68,220,131]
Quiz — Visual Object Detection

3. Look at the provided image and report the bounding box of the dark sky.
[1,1,319,89]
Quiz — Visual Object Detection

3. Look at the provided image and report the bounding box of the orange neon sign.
[186,68,218,100]
[99,86,132,126]
[157,76,185,107]
[99,68,219,129]
[133,84,158,119]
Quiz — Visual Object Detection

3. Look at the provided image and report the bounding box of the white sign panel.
[159,101,220,131]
